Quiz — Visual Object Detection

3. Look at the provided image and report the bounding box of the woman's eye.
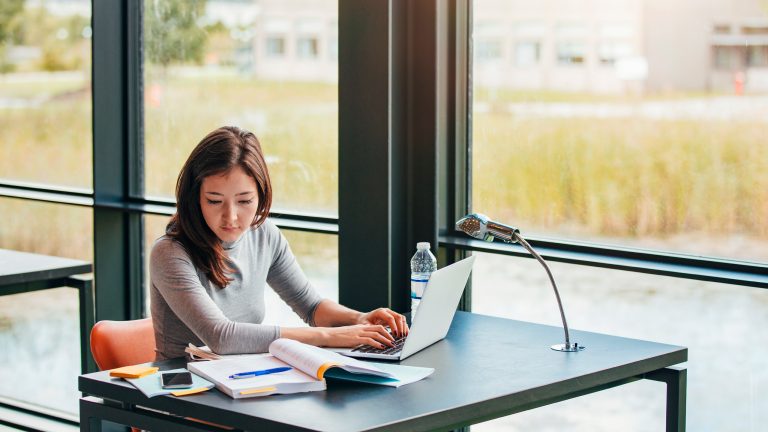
[206,200,222,205]
[239,199,254,205]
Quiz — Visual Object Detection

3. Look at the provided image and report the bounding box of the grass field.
[1,71,767,262]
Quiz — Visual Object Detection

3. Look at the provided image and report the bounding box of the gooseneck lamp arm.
[455,213,585,352]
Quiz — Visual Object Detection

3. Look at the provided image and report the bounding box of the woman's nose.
[223,203,237,221]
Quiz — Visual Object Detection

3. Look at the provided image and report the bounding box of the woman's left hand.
[358,308,409,338]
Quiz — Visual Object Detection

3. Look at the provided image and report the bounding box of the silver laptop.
[330,255,475,361]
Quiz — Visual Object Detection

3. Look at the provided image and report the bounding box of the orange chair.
[90,319,231,431]
[90,318,156,371]
[90,318,155,432]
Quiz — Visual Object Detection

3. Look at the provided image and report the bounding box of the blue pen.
[228,366,292,379]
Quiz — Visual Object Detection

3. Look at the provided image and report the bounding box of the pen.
[228,366,292,379]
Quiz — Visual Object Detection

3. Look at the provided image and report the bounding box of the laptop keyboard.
[352,334,407,355]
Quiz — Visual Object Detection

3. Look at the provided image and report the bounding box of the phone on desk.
[161,371,193,389]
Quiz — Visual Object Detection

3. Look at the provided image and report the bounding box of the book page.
[269,338,394,379]
[188,353,323,398]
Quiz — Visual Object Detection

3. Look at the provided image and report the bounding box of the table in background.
[79,311,687,431]
[0,248,95,373]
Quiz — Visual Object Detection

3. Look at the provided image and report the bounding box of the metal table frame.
[79,312,687,431]
[0,249,95,374]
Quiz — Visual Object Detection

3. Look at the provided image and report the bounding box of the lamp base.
[551,342,585,352]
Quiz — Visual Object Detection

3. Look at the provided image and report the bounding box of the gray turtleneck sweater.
[150,219,323,360]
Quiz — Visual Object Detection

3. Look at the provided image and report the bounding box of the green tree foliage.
[0,0,24,44]
[0,0,24,72]
[145,0,208,68]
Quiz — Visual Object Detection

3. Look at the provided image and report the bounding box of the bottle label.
[410,276,429,300]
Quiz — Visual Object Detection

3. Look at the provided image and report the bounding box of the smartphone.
[161,371,193,389]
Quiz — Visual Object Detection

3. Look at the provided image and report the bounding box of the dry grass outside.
[143,72,338,215]
[1,73,767,261]
[473,114,768,241]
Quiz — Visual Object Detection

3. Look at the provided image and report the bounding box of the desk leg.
[79,397,102,432]
[646,366,687,432]
[69,275,97,374]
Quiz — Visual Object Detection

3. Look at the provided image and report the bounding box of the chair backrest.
[90,318,156,371]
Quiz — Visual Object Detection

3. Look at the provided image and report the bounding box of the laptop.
[330,255,476,361]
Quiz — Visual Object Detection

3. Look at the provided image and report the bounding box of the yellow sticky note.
[240,386,277,396]
[109,365,159,379]
[172,387,211,397]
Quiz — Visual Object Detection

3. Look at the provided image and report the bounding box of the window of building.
[747,45,768,67]
[599,41,632,65]
[514,41,541,66]
[297,36,320,59]
[266,36,287,57]
[713,45,743,69]
[476,39,504,61]
[741,25,768,35]
[556,42,586,64]
[712,24,731,34]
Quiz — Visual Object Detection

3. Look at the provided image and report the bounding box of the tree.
[144,0,207,68]
[0,0,24,72]
[0,0,24,44]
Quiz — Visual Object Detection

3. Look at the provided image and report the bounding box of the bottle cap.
[416,242,431,250]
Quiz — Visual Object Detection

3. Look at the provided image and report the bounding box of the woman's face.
[199,166,259,242]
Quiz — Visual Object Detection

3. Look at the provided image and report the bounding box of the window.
[266,36,286,57]
[556,42,586,64]
[143,0,339,216]
[713,46,742,69]
[471,1,768,429]
[471,254,768,431]
[599,41,631,65]
[475,39,503,61]
[297,36,319,59]
[0,198,92,419]
[513,41,540,66]
[747,45,768,67]
[741,25,768,35]
[0,0,92,188]
[712,24,731,34]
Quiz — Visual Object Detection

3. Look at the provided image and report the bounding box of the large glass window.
[0,198,92,419]
[472,0,768,263]
[143,0,338,217]
[0,0,92,188]
[471,1,768,430]
[471,253,767,431]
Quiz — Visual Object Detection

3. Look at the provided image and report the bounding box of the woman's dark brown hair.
[167,126,272,288]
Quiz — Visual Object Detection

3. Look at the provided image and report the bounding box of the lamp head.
[455,213,520,243]
[455,213,494,242]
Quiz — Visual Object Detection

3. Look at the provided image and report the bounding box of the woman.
[150,126,408,360]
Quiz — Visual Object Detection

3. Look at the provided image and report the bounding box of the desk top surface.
[0,248,92,285]
[80,312,687,432]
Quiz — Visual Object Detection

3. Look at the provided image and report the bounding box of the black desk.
[79,312,687,432]
[0,248,95,373]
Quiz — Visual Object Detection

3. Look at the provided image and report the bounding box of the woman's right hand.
[320,324,395,349]
[282,324,395,349]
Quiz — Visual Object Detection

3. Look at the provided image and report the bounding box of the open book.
[187,338,434,399]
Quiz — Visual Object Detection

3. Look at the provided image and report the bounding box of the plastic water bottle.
[410,242,437,321]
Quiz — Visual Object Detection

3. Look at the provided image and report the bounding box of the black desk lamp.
[456,213,585,352]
